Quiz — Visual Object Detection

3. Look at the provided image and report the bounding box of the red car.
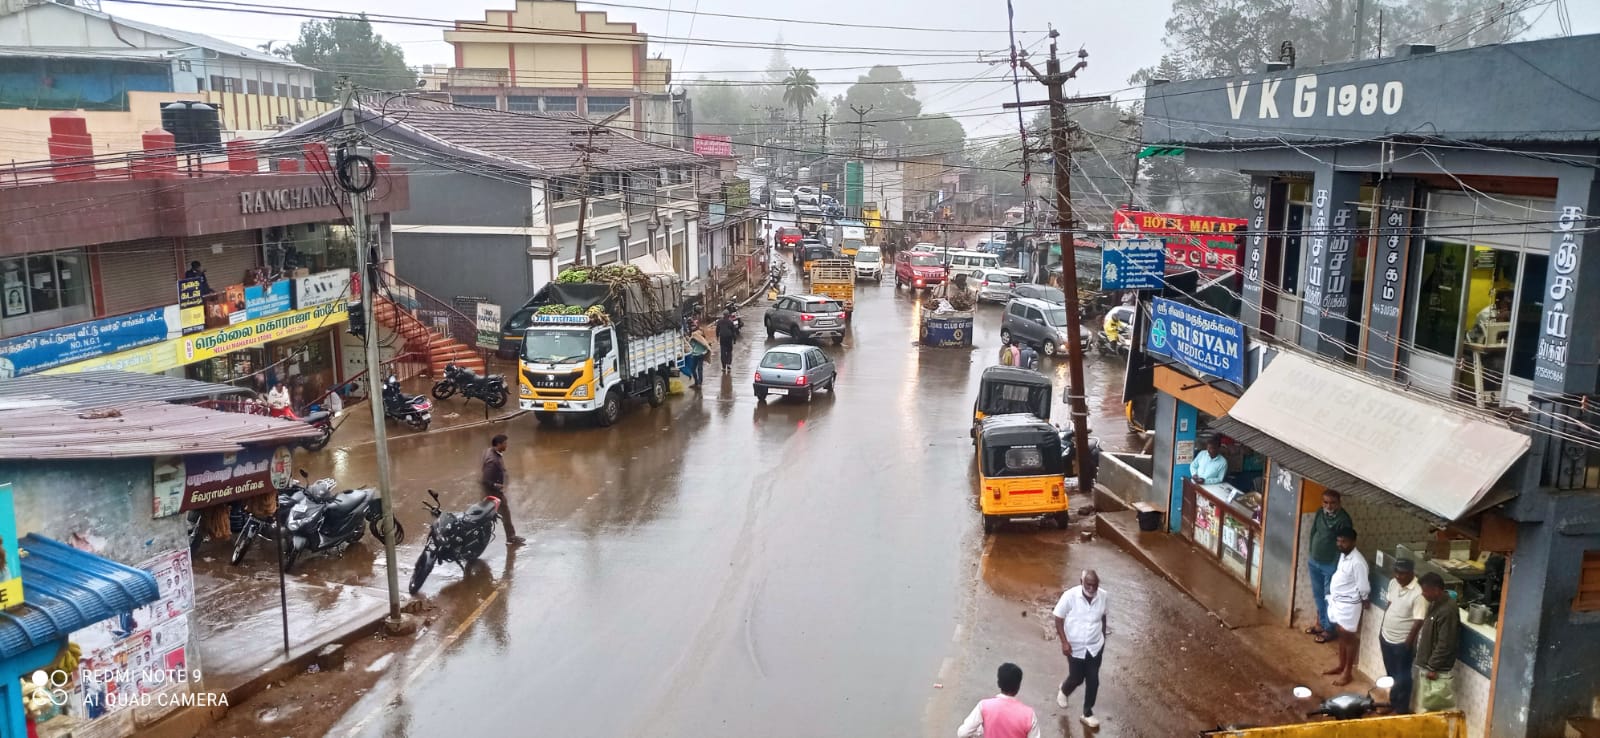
[777,227,804,247]
[895,250,946,290]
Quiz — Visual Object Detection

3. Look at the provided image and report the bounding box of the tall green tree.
[835,65,922,148]
[782,68,819,126]
[286,15,415,100]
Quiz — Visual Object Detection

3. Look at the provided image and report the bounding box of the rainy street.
[201,271,1308,738]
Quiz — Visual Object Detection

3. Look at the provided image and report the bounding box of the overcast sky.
[106,0,1600,141]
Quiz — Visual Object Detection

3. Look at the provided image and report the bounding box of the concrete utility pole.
[1004,32,1108,492]
[338,81,404,631]
[850,105,874,158]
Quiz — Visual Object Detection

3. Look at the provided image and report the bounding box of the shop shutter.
[188,231,260,287]
[1578,551,1600,612]
[96,238,182,315]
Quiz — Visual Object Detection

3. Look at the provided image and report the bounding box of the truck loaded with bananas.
[518,266,689,427]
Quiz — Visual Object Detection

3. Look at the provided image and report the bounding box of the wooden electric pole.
[1004,31,1108,492]
[850,105,874,157]
[570,108,628,266]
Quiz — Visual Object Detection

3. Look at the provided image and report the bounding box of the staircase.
[373,296,486,377]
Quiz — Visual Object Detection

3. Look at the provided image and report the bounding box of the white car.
[853,246,883,282]
[773,189,796,210]
[794,186,820,205]
[796,203,823,217]
[753,157,771,169]
[970,268,1017,303]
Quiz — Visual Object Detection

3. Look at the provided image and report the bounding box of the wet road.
[212,273,1302,738]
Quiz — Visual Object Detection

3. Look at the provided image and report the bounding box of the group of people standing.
[957,570,1110,737]
[1304,490,1460,712]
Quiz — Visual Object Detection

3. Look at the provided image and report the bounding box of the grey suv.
[765,294,846,345]
[1001,296,1077,357]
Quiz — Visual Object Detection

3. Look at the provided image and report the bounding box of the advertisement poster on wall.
[0,306,180,377]
[243,280,291,320]
[178,278,205,335]
[68,548,194,722]
[151,458,186,519]
[206,284,248,328]
[0,483,23,610]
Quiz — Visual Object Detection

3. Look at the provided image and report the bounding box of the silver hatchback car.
[970,268,1017,303]
[754,345,837,402]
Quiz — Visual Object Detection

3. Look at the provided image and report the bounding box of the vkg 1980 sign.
[1226,74,1404,121]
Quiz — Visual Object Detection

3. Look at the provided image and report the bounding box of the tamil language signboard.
[1101,239,1166,290]
[1146,298,1246,386]
[180,446,276,511]
[1113,207,1246,272]
[0,307,178,377]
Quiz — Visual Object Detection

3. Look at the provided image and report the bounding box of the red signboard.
[692,135,733,158]
[1112,208,1246,272]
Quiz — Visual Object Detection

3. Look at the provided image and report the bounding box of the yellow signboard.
[46,301,347,375]
[0,483,23,611]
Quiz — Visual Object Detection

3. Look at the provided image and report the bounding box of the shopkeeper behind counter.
[1190,437,1228,484]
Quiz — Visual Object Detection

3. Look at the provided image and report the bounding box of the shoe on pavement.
[506,536,527,546]
[1080,715,1100,729]
[1057,691,1069,709]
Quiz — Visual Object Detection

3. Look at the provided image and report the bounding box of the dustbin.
[1137,509,1163,532]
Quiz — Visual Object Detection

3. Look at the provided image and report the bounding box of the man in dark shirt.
[480,434,524,545]
[1306,490,1354,642]
[715,311,738,372]
[1414,572,1460,711]
[185,261,214,297]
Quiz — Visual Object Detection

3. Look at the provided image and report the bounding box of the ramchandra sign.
[239,185,339,215]
[1113,207,1245,272]
[181,446,278,510]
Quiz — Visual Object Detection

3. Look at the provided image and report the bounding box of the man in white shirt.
[1322,527,1370,686]
[956,663,1041,738]
[1188,436,1228,484]
[1053,570,1108,728]
[1379,558,1426,713]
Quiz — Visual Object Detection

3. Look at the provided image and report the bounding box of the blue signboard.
[0,307,175,377]
[1102,239,1166,290]
[244,281,291,320]
[1147,298,1245,386]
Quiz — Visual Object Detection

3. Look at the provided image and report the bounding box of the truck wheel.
[596,389,623,427]
[646,374,667,408]
[534,411,556,425]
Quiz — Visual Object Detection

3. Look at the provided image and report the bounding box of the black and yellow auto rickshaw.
[975,413,1070,533]
[972,365,1053,438]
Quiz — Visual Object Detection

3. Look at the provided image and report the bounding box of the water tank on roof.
[160,101,222,154]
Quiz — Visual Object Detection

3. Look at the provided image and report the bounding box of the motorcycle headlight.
[574,384,590,398]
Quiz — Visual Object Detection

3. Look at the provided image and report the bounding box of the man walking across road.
[1054,569,1108,729]
[1379,559,1427,712]
[956,663,1041,738]
[1414,572,1460,712]
[1306,490,1354,643]
[480,434,525,546]
[1323,527,1369,686]
[715,311,738,372]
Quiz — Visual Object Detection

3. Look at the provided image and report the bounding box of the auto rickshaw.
[972,365,1053,438]
[975,413,1070,533]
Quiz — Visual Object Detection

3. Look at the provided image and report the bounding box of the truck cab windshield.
[523,329,591,364]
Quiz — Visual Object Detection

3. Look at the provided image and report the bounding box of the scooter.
[409,490,501,594]
[1093,324,1131,357]
[723,302,744,333]
[229,472,312,566]
[1058,427,1104,483]
[1294,676,1396,720]
[431,363,510,409]
[279,478,404,572]
[383,374,432,431]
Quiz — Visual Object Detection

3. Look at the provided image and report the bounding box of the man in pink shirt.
[956,663,1042,738]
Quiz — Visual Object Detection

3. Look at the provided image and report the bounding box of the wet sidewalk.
[325,372,526,451]
[1096,510,1272,629]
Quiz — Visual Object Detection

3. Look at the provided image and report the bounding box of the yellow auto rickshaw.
[972,365,1053,438]
[975,413,1070,533]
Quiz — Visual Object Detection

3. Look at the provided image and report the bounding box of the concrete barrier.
[1099,452,1155,509]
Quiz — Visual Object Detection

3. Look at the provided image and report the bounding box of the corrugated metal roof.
[0,535,159,660]
[29,3,316,69]
[0,371,250,408]
[0,399,319,460]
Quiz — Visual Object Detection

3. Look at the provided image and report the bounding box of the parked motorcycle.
[279,478,404,572]
[383,374,432,431]
[430,364,509,409]
[229,472,311,566]
[1294,676,1395,720]
[409,490,501,594]
[297,409,335,451]
[1058,427,1104,484]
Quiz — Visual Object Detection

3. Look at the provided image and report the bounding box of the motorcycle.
[431,363,509,409]
[279,478,404,572]
[297,409,335,451]
[409,490,501,594]
[1093,328,1131,357]
[1294,676,1396,720]
[383,374,433,431]
[229,472,312,566]
[723,302,744,333]
[1058,427,1104,484]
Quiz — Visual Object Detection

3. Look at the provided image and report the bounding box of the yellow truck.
[1202,711,1466,738]
[808,258,856,318]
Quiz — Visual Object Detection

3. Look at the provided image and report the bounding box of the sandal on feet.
[1304,625,1325,636]
[1314,632,1335,644]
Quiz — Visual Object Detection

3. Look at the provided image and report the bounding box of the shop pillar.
[1490,492,1600,738]
[1532,169,1600,396]
[1150,393,1199,533]
[1296,166,1363,360]
[2,639,63,738]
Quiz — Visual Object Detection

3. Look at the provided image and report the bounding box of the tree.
[286,15,415,100]
[836,65,923,149]
[782,68,819,126]
[905,113,967,163]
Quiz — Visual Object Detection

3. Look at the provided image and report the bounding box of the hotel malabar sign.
[239,186,377,215]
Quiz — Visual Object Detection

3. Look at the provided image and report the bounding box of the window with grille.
[544,96,578,113]
[453,95,498,109]
[246,80,260,94]
[508,96,538,113]
[1578,551,1600,612]
[587,97,630,115]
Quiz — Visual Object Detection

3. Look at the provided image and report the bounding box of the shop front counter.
[1181,479,1264,589]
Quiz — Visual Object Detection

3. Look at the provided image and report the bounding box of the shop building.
[280,99,706,318]
[1134,33,1600,738]
[0,116,409,408]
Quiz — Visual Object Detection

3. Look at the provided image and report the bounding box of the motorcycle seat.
[463,499,498,523]
[330,490,370,516]
[301,410,331,423]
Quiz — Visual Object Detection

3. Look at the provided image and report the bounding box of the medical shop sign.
[181,446,277,510]
[1147,298,1245,387]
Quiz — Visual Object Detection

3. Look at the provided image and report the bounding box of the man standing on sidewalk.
[1379,559,1427,712]
[480,434,525,546]
[1414,572,1460,712]
[1054,569,1108,729]
[1306,490,1354,643]
[956,663,1041,738]
[1323,527,1370,686]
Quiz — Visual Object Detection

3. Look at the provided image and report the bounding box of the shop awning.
[1219,352,1530,522]
[0,535,159,659]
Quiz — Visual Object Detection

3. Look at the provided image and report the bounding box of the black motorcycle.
[230,473,311,566]
[383,374,433,431]
[297,409,335,451]
[430,364,509,409]
[409,490,501,594]
[1294,675,1395,720]
[280,478,404,572]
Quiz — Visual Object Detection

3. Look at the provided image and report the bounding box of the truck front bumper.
[521,397,600,412]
